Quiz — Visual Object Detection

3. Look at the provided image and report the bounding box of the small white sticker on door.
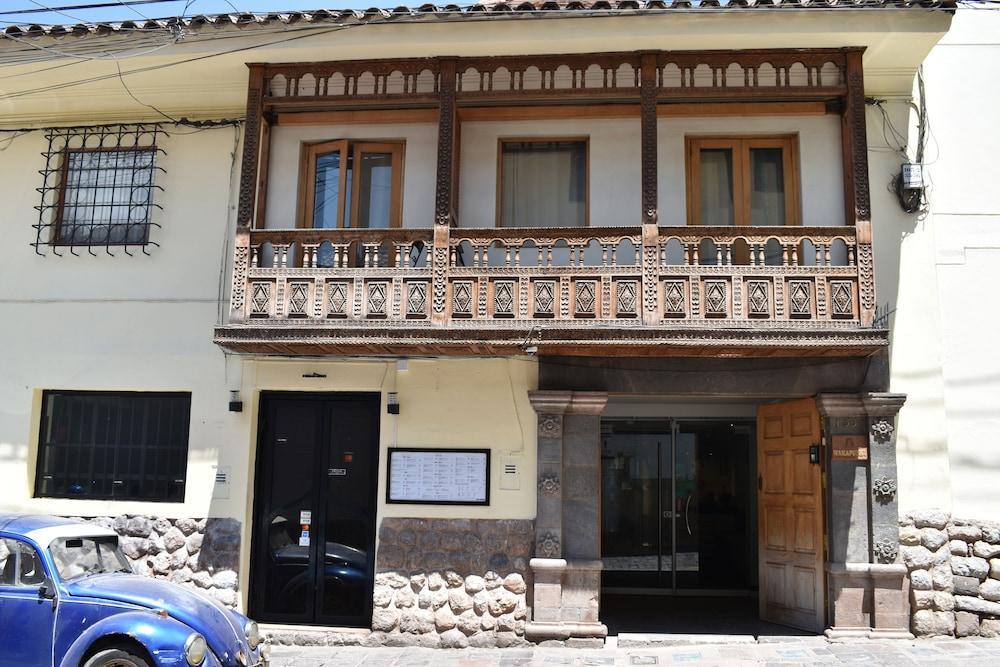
[299,535,310,547]
[299,510,312,525]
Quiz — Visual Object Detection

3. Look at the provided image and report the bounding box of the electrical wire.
[0,0,184,16]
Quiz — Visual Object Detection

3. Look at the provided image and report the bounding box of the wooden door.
[757,397,825,632]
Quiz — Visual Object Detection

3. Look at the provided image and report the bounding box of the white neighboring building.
[0,0,996,644]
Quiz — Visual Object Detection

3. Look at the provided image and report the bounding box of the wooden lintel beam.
[276,109,440,125]
[274,101,830,126]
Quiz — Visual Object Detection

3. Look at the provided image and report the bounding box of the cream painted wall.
[235,356,538,599]
[457,114,844,228]
[0,127,244,520]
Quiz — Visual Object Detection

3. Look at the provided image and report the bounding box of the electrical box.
[213,465,231,500]
[901,163,923,190]
[500,456,520,490]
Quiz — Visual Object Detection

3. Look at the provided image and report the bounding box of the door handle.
[685,495,693,536]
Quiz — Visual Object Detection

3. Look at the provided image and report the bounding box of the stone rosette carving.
[873,476,897,500]
[538,414,562,439]
[873,537,898,564]
[871,419,895,444]
[537,474,560,496]
[537,532,560,558]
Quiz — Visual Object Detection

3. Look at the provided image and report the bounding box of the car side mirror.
[38,580,57,600]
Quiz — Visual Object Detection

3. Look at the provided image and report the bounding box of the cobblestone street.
[268,637,1000,666]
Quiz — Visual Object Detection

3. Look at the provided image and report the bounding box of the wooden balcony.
[213,224,885,357]
[216,47,884,357]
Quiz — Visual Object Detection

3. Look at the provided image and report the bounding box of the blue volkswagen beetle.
[0,514,269,667]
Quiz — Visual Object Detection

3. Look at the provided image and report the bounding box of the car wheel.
[83,648,152,667]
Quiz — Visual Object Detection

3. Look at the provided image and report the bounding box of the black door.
[250,393,380,627]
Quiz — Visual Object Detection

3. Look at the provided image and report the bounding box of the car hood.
[66,574,247,666]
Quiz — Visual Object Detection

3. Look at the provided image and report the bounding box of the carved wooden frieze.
[534,280,555,317]
[788,280,812,319]
[574,280,597,317]
[746,279,770,318]
[327,281,349,318]
[830,280,854,319]
[703,280,728,318]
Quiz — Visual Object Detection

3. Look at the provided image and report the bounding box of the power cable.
[0,0,183,16]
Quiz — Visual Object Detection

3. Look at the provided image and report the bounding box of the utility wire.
[0,0,183,16]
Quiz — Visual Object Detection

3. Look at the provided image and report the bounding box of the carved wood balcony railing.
[216,224,883,357]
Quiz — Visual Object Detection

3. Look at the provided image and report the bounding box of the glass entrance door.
[250,393,380,627]
[601,419,755,592]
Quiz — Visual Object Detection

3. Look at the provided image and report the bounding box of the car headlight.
[245,620,262,650]
[184,633,207,666]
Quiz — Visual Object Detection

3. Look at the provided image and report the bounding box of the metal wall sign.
[830,434,869,461]
[387,447,490,505]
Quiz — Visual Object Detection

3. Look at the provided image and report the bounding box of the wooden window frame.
[495,137,590,228]
[685,135,801,227]
[52,145,158,246]
[297,139,405,229]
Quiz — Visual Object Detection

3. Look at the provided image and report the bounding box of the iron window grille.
[34,124,166,256]
[35,391,191,502]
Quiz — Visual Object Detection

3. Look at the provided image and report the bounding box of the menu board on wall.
[387,448,490,505]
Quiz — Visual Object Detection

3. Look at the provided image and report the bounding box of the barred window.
[56,149,157,246]
[35,391,191,502]
[34,124,164,256]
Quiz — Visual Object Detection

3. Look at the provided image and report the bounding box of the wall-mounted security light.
[228,390,243,413]
[387,392,400,415]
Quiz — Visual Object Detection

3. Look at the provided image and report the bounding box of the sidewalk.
[267,636,1000,666]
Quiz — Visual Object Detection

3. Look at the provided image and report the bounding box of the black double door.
[250,393,380,627]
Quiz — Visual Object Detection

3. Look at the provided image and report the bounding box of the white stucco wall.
[457,114,844,228]
[920,10,1000,521]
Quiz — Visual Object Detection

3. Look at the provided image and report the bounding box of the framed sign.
[387,447,490,505]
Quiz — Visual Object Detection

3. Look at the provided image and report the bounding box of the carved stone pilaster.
[527,391,608,645]
[863,393,906,569]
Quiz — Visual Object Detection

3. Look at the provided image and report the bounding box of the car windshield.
[49,536,132,582]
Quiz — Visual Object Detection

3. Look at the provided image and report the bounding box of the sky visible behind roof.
[0,1,370,26]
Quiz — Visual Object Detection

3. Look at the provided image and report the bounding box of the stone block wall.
[901,510,1000,638]
[71,515,242,607]
[372,518,534,648]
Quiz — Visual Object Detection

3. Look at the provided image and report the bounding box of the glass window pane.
[698,148,734,226]
[353,152,394,229]
[749,147,785,226]
[501,141,586,228]
[312,151,342,229]
[36,392,190,502]
[59,149,155,245]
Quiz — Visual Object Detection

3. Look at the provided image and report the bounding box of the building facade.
[1,1,998,644]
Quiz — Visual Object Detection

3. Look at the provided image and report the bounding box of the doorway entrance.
[250,392,380,627]
[601,419,757,593]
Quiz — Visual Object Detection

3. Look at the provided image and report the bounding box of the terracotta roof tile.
[0,0,956,40]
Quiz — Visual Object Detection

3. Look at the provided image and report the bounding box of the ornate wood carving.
[435,59,458,227]
[257,49,848,109]
[640,53,658,226]
[237,66,265,229]
[844,49,870,223]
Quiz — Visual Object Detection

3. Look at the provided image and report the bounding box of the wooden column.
[431,59,457,326]
[230,65,266,323]
[841,48,875,328]
[640,53,660,325]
